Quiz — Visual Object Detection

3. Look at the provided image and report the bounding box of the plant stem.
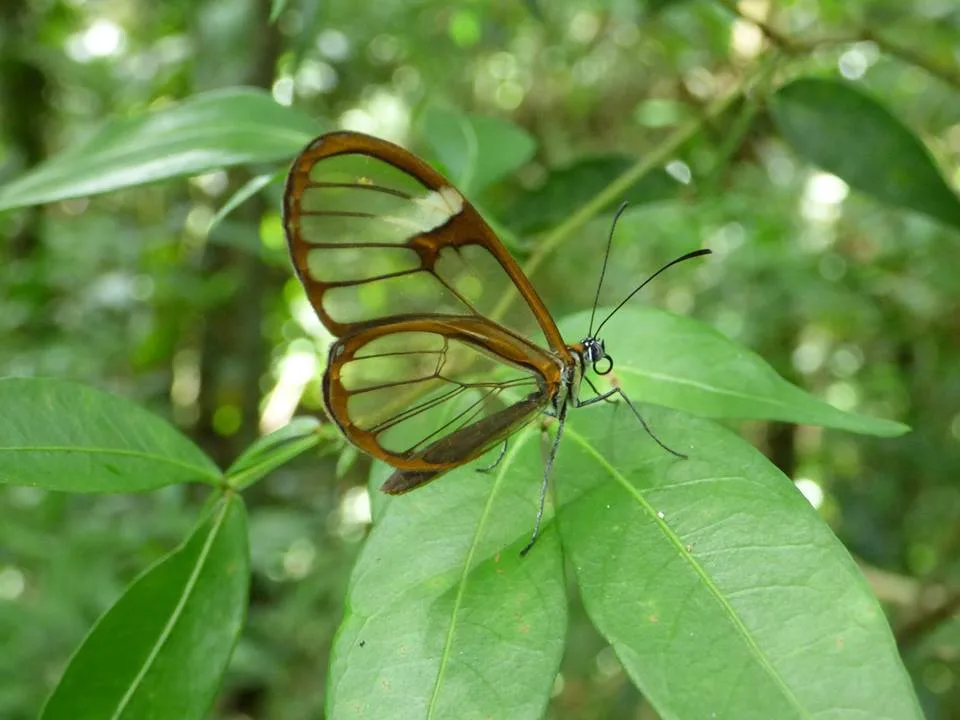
[517,87,743,282]
[714,0,960,90]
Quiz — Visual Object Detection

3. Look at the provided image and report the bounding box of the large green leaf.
[770,78,960,229]
[327,447,567,720]
[332,403,918,718]
[0,88,323,211]
[327,305,907,716]
[0,378,221,491]
[41,495,249,720]
[557,406,921,719]
[558,308,908,436]
[417,104,537,195]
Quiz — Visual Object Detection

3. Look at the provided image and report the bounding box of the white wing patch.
[381,186,464,235]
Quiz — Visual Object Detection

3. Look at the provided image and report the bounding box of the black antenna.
[587,202,631,337]
[592,248,712,338]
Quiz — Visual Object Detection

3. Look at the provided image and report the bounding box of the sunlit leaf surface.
[0,88,322,210]
[0,378,221,491]
[41,496,249,720]
[329,404,920,718]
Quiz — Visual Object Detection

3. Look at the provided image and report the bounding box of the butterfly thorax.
[560,337,610,411]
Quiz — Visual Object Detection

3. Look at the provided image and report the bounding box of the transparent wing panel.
[331,330,547,458]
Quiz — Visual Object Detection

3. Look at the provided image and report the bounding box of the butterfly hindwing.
[322,315,562,489]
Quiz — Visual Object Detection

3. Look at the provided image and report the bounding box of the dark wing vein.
[298,209,380,218]
[350,376,439,395]
[306,181,413,200]
[369,384,469,434]
[366,374,538,447]
[432,272,483,316]
[299,242,413,249]
[408,386,498,453]
[323,268,422,289]
[354,349,445,360]
[299,209,439,234]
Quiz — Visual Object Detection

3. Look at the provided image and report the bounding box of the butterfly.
[283,131,710,554]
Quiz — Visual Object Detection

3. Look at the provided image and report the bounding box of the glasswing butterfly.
[283,131,709,555]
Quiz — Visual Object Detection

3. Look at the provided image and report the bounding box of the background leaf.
[207,169,285,234]
[0,378,221,491]
[226,416,323,489]
[41,495,249,720]
[504,155,680,235]
[559,308,908,436]
[0,88,323,211]
[770,78,960,229]
[417,104,537,195]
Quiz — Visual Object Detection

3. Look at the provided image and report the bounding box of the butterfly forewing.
[284,132,565,351]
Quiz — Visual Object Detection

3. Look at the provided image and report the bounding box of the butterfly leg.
[577,387,686,459]
[584,375,618,404]
[476,439,508,474]
[521,402,568,557]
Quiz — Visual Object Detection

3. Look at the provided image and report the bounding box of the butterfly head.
[581,337,613,375]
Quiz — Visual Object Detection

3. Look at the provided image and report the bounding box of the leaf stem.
[516,86,744,283]
[862,30,960,90]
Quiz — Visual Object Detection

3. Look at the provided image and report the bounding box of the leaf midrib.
[0,445,220,481]
[110,497,232,720]
[425,429,532,718]
[563,425,811,718]
[620,365,794,408]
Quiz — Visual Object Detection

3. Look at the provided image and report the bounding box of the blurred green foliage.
[1,0,958,718]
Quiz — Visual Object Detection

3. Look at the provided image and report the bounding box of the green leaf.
[417,104,537,195]
[41,495,250,720]
[327,446,567,720]
[226,417,323,490]
[0,88,323,211]
[0,377,221,491]
[269,0,289,22]
[207,168,285,235]
[504,155,679,235]
[559,308,908,436]
[334,443,360,479]
[331,402,918,718]
[557,406,922,719]
[770,78,960,229]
